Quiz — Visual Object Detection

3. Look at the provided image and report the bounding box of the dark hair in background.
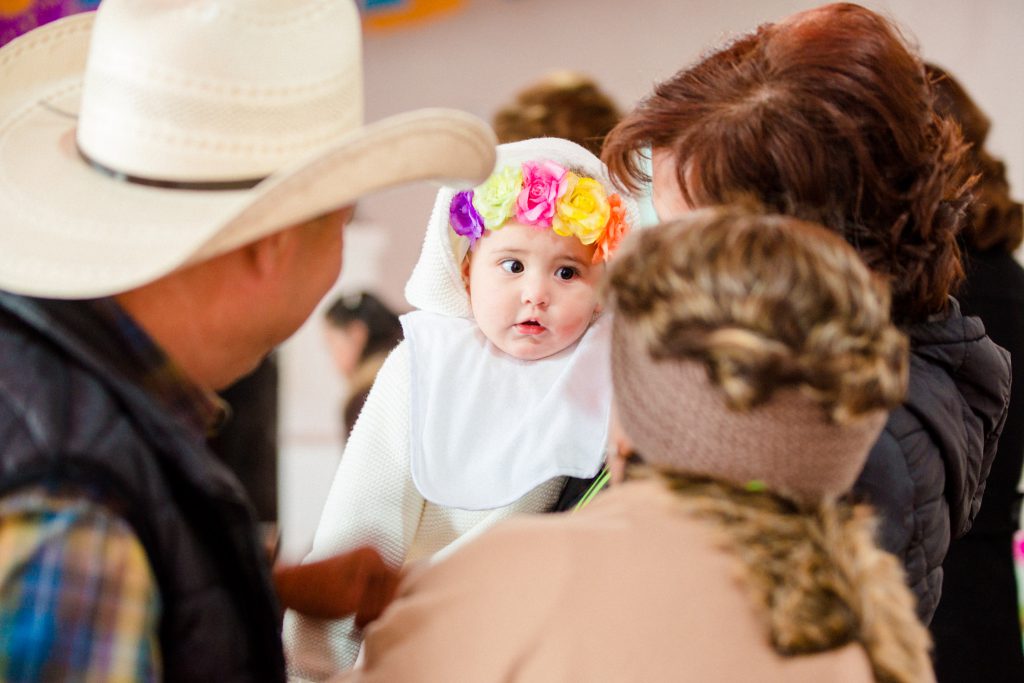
[927,63,1023,253]
[324,291,403,362]
[493,70,622,157]
[603,2,973,324]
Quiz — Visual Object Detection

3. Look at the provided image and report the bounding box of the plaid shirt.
[0,298,225,682]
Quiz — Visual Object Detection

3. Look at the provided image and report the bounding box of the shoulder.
[371,340,410,385]
[0,302,139,461]
[407,512,576,593]
[0,312,77,451]
[0,486,161,679]
[404,480,721,605]
[359,483,879,683]
[0,485,157,583]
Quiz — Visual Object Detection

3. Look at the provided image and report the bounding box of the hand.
[274,546,400,628]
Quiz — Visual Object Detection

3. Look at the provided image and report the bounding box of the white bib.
[403,310,611,510]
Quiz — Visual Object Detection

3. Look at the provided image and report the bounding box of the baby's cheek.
[560,310,596,339]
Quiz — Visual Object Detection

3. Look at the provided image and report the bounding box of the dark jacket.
[931,248,1024,682]
[853,297,1011,623]
[954,249,1024,536]
[0,294,286,682]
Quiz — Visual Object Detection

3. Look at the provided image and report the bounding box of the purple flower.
[450,190,485,247]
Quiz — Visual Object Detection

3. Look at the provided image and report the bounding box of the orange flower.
[592,193,629,263]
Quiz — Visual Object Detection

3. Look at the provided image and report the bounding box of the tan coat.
[334,480,899,682]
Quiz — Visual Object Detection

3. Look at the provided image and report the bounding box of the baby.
[284,137,636,677]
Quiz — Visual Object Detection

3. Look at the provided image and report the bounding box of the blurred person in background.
[926,62,1024,683]
[324,291,404,436]
[492,70,621,157]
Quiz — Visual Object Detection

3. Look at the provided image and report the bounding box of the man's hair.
[608,207,908,422]
[493,71,621,157]
[927,63,1023,253]
[603,2,972,324]
[324,291,402,361]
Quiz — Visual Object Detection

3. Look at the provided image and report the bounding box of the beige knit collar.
[611,320,887,506]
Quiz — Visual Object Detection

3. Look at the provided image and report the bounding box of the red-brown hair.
[927,63,1023,253]
[603,3,972,324]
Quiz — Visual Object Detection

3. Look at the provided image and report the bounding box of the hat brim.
[0,14,496,298]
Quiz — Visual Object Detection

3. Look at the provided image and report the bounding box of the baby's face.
[463,222,601,360]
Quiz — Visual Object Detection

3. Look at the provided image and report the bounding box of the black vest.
[0,294,286,682]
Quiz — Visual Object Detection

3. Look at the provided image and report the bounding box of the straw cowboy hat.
[0,0,497,298]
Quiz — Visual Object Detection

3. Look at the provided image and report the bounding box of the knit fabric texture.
[611,319,887,506]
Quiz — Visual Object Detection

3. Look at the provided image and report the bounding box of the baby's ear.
[460,254,472,293]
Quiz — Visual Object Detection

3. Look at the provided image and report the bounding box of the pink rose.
[515,160,568,227]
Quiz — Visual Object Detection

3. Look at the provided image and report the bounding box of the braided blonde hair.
[608,207,908,423]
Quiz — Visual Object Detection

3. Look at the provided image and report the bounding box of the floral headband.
[449,160,630,264]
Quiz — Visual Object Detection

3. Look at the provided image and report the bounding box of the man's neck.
[115,271,255,392]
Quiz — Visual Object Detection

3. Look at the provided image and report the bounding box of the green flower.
[472,165,523,229]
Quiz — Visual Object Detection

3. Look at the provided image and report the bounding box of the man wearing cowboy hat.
[0,0,495,680]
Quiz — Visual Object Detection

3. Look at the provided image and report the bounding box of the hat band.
[78,146,266,191]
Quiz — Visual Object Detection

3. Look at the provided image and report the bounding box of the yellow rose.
[552,174,611,244]
[472,165,523,229]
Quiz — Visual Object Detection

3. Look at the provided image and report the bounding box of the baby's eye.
[500,259,525,274]
[555,266,579,281]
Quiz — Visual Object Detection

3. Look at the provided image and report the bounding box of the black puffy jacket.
[853,298,1011,623]
[0,294,286,682]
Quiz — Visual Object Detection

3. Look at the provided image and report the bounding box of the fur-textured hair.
[493,71,621,157]
[608,208,908,423]
[655,472,933,683]
[603,3,972,324]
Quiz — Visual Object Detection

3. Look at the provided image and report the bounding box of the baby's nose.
[521,276,550,306]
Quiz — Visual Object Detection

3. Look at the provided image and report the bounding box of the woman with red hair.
[602,2,1011,623]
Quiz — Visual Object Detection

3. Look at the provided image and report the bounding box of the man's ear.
[247,229,295,279]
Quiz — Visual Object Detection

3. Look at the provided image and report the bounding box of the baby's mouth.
[515,319,546,335]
